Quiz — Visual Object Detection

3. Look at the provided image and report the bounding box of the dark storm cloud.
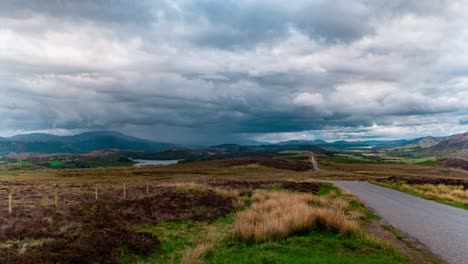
[0,0,467,143]
[162,0,374,49]
[0,0,153,24]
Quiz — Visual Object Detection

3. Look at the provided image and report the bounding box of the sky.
[1,0,468,144]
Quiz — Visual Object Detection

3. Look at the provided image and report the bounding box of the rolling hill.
[0,131,175,155]
[415,132,468,157]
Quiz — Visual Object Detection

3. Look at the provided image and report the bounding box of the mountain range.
[0,131,466,158]
[0,131,175,155]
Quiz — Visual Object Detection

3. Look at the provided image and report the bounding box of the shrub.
[234,191,360,243]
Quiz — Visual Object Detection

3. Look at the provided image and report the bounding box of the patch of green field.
[48,160,64,167]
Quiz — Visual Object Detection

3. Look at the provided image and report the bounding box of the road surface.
[310,155,320,171]
[332,181,468,264]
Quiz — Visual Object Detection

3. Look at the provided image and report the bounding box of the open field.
[0,156,444,263]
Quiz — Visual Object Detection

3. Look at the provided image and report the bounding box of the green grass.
[131,215,234,264]
[415,160,439,166]
[207,230,406,264]
[48,160,64,167]
[131,218,406,264]
[266,183,285,191]
[316,182,341,195]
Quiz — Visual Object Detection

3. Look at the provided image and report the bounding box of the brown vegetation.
[398,183,468,206]
[441,158,468,171]
[218,157,312,171]
[234,191,360,243]
[386,176,468,189]
[210,180,321,193]
[0,186,234,263]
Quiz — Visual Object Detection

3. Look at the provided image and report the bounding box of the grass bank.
[372,181,468,210]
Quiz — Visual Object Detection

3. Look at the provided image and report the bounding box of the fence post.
[8,192,12,216]
[123,183,127,199]
[54,191,58,210]
[95,184,98,201]
[146,184,149,195]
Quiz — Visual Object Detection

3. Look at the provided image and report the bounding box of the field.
[0,156,444,263]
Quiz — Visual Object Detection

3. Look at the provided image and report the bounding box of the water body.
[132,159,181,167]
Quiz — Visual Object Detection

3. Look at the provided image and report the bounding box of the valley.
[0,131,467,263]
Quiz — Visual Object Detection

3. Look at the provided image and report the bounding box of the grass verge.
[372,181,468,210]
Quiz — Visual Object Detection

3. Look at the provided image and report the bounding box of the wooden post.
[95,184,98,201]
[54,191,58,209]
[146,184,149,195]
[8,192,12,216]
[123,183,127,199]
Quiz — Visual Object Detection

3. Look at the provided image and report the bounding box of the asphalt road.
[332,181,468,264]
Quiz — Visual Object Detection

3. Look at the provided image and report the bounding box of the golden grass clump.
[212,187,241,199]
[181,242,214,264]
[234,191,360,242]
[181,227,223,264]
[399,183,468,206]
[313,208,360,235]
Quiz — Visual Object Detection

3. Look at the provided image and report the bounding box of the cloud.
[0,0,468,144]
[294,92,325,107]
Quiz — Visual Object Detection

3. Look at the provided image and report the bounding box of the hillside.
[429,132,468,150]
[415,132,468,157]
[389,136,442,151]
[0,131,175,155]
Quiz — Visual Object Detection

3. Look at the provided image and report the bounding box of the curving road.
[332,181,468,264]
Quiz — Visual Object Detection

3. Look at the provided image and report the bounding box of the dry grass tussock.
[402,183,468,205]
[181,226,225,264]
[181,242,214,264]
[160,182,205,190]
[235,191,360,242]
[211,187,241,199]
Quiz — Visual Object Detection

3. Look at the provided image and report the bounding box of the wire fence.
[0,178,219,218]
